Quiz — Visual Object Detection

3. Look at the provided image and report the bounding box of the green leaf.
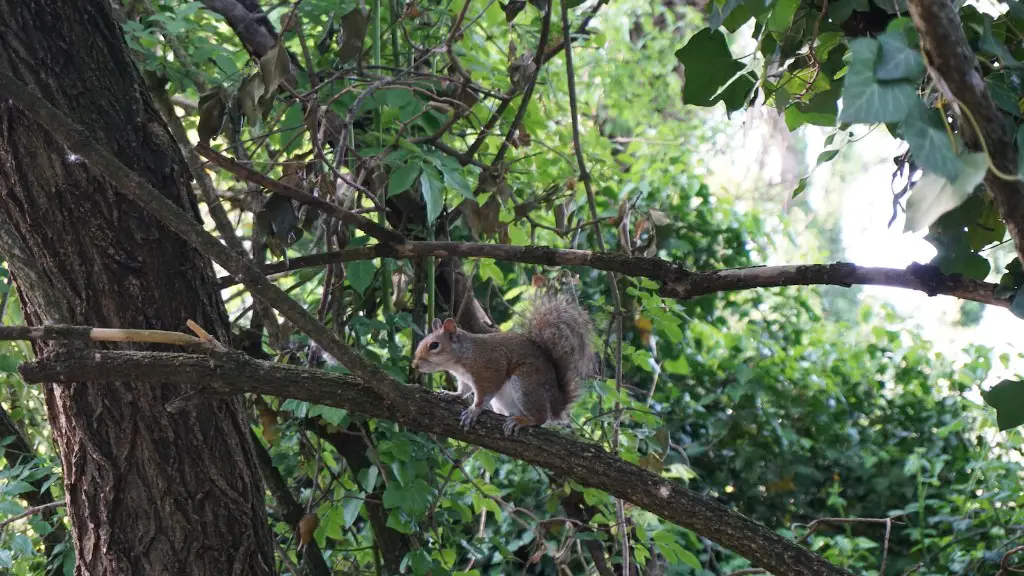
[1012,286,1024,320]
[982,379,1024,430]
[347,260,376,295]
[766,0,799,33]
[0,354,18,373]
[904,153,988,233]
[980,15,1022,68]
[932,250,991,281]
[388,162,422,196]
[902,101,961,182]
[1015,125,1024,178]
[791,176,809,198]
[342,493,363,528]
[875,30,924,82]
[676,28,745,108]
[420,167,445,223]
[436,158,474,200]
[708,0,744,29]
[383,479,433,515]
[9,533,33,557]
[839,38,916,124]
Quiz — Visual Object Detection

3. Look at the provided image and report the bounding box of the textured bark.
[908,0,1024,265]
[0,2,274,575]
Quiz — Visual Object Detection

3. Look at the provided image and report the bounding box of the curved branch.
[19,348,854,576]
[907,0,1024,264]
[216,242,1010,308]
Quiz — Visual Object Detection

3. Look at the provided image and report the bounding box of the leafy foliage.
[4,0,1024,575]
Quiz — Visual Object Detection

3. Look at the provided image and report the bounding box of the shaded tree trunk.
[0,1,275,575]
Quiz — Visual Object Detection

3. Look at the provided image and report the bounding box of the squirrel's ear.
[442,318,458,334]
[431,318,443,332]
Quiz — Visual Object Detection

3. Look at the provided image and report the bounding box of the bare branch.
[194,142,405,246]
[216,242,1010,309]
[19,348,854,576]
[0,501,66,531]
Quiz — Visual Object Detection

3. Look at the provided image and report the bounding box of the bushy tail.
[519,293,597,416]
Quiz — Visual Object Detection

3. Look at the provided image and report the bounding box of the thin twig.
[561,1,629,571]
[195,142,403,245]
[0,501,65,531]
[490,2,552,168]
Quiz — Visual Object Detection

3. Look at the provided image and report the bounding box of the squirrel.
[411,293,597,436]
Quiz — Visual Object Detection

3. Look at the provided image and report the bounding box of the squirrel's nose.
[411,358,419,369]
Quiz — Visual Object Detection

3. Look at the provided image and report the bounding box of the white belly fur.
[490,376,522,417]
[446,367,513,416]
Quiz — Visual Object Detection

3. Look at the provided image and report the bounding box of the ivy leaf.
[1015,125,1024,178]
[980,15,1022,69]
[982,379,1024,430]
[1010,286,1024,320]
[342,493,363,528]
[839,38,916,124]
[875,29,924,81]
[708,0,744,29]
[904,153,987,233]
[988,73,1023,119]
[766,0,799,33]
[902,101,962,182]
[676,28,745,108]
[932,249,991,281]
[419,166,445,223]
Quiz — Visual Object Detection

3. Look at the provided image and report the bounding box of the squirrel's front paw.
[460,406,482,430]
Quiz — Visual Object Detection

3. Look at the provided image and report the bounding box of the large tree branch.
[907,0,1024,264]
[216,242,1010,308]
[19,348,853,576]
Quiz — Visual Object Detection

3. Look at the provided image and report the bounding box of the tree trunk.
[0,2,275,575]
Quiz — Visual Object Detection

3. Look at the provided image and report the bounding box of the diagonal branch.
[215,242,1011,309]
[0,70,409,410]
[194,142,405,245]
[907,0,1024,264]
[18,348,854,576]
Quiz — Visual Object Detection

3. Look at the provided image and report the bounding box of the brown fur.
[412,294,596,436]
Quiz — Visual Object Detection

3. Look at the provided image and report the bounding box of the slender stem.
[372,0,393,317]
[562,0,629,571]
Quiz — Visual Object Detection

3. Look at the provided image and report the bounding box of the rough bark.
[0,2,274,575]
[907,0,1024,265]
[21,349,856,576]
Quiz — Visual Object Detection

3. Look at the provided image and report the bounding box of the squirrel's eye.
[428,342,439,351]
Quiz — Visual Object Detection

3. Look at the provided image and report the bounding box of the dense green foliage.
[4,0,1024,575]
